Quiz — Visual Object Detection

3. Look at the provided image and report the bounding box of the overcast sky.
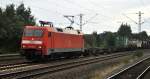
[0,0,150,34]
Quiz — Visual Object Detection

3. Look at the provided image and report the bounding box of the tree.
[84,34,93,48]
[16,4,35,25]
[117,23,132,37]
[84,31,101,48]
[132,31,148,41]
[139,31,148,41]
[99,31,116,48]
[0,3,36,52]
[92,31,98,47]
[117,23,132,47]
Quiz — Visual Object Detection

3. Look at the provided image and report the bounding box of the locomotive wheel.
[25,55,37,62]
[24,54,46,62]
[50,53,61,60]
[82,52,89,57]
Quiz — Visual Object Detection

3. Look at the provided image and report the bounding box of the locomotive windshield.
[24,29,43,37]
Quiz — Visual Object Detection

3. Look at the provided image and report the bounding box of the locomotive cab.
[22,28,44,48]
[21,21,55,60]
[21,26,47,60]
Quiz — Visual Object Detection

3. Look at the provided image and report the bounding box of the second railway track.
[0,54,21,61]
[0,54,26,66]
[0,52,130,79]
[136,65,150,79]
[107,55,150,79]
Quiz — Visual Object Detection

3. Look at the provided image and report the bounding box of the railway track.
[0,52,130,79]
[0,54,20,60]
[107,55,150,79]
[0,54,26,66]
[136,65,150,79]
[0,62,34,71]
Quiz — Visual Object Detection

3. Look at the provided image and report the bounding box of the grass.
[90,63,124,79]
[133,50,143,58]
[35,50,146,79]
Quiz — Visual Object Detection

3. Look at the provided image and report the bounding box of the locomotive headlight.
[22,45,26,48]
[38,46,42,48]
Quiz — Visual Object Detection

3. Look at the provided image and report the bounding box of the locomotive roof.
[25,26,83,35]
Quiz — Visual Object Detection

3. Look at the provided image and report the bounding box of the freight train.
[21,21,86,61]
[21,21,150,61]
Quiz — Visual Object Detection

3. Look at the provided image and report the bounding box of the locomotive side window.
[48,32,51,37]
[24,29,43,37]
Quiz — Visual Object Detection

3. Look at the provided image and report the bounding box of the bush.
[133,50,143,57]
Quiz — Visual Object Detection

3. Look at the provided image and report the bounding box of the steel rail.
[0,54,21,61]
[0,53,130,79]
[107,55,150,79]
[136,65,150,79]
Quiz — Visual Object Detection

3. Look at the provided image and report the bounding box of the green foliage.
[133,51,143,58]
[84,23,149,49]
[139,31,148,41]
[92,31,100,47]
[84,34,93,48]
[0,4,36,52]
[100,31,116,48]
[117,23,132,47]
[117,23,132,38]
[84,31,116,48]
[131,31,148,42]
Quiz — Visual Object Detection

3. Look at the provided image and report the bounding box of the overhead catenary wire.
[122,13,138,24]
[122,11,144,33]
[28,0,93,26]
[2,0,113,25]
[86,0,114,19]
[63,0,113,20]
[3,0,149,34]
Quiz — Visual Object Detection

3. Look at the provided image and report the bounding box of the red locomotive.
[21,21,84,60]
